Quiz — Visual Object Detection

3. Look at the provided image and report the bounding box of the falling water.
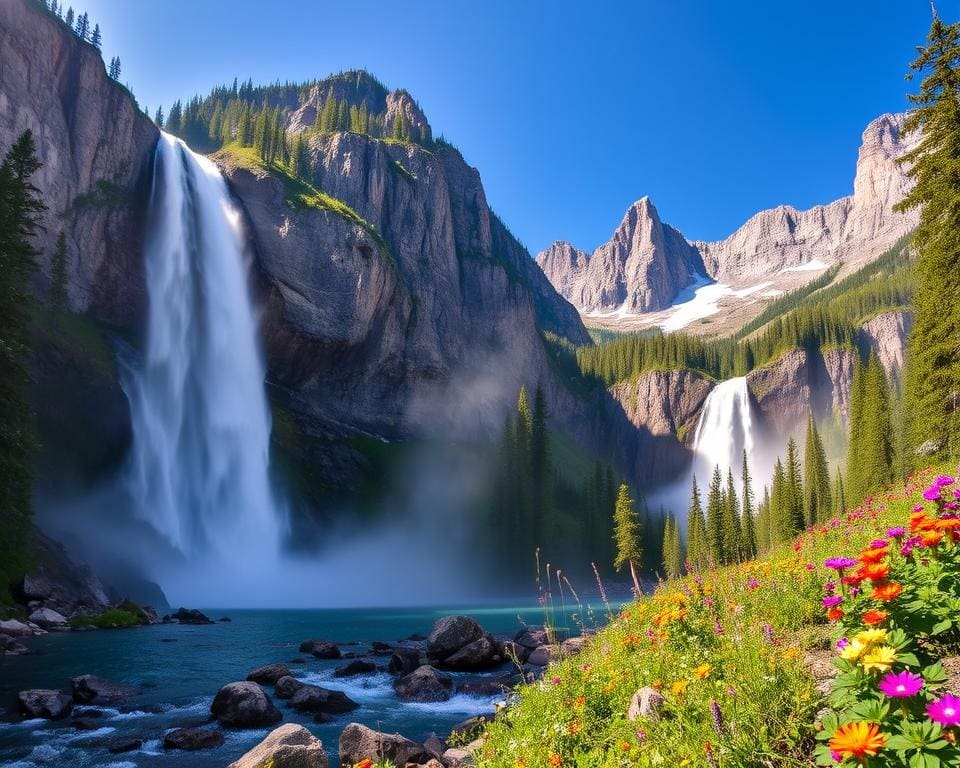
[691,376,755,485]
[125,133,282,564]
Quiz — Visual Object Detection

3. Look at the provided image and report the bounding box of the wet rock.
[0,633,30,655]
[449,714,492,741]
[388,647,421,676]
[164,608,214,625]
[370,641,394,655]
[247,664,292,685]
[72,718,100,730]
[107,736,143,753]
[457,676,514,697]
[338,722,432,765]
[228,723,329,768]
[627,687,665,722]
[424,735,446,759]
[71,674,137,704]
[289,656,309,664]
[0,619,38,637]
[427,616,484,661]
[334,660,376,678]
[299,639,341,659]
[289,684,359,715]
[17,689,73,719]
[219,617,232,622]
[275,676,305,699]
[513,626,549,650]
[211,682,282,728]
[394,666,452,703]
[526,644,560,666]
[27,607,68,630]
[164,727,225,750]
[73,707,104,718]
[440,635,499,671]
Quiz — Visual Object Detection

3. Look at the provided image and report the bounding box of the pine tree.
[686,476,707,571]
[803,413,831,524]
[756,485,772,551]
[515,387,532,540]
[740,450,757,558]
[662,514,683,579]
[290,133,305,179]
[237,104,252,146]
[858,353,894,497]
[613,484,643,595]
[90,23,101,50]
[847,356,867,501]
[770,459,788,542]
[50,231,68,312]
[833,467,847,516]
[530,385,551,548]
[785,438,804,535]
[721,468,743,563]
[166,100,181,134]
[0,131,45,600]
[75,11,88,40]
[64,6,73,28]
[154,106,164,128]
[705,465,724,565]
[896,12,960,460]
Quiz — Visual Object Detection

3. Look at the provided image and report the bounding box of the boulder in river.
[17,689,73,720]
[164,727,225,750]
[164,607,214,624]
[27,607,68,630]
[228,723,329,768]
[394,665,452,702]
[427,616,484,661]
[107,736,143,753]
[334,659,376,678]
[289,684,358,715]
[387,646,421,676]
[1,633,30,656]
[440,634,499,671]
[298,639,341,659]
[514,626,549,649]
[0,619,39,637]
[71,674,137,704]
[247,663,291,684]
[338,722,432,765]
[274,675,305,699]
[211,682,282,728]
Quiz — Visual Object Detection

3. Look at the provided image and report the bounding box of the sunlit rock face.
[538,113,919,314]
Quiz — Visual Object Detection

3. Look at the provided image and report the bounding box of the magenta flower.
[824,557,857,570]
[869,539,889,550]
[747,577,759,589]
[886,527,906,538]
[914,504,925,513]
[836,637,849,651]
[927,693,960,726]
[923,486,942,502]
[551,676,562,685]
[935,475,955,488]
[822,595,843,608]
[878,671,924,698]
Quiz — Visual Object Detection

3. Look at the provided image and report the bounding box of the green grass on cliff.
[476,465,955,768]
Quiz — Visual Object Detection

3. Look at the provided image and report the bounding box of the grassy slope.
[477,465,953,768]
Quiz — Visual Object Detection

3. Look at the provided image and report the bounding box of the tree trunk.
[629,560,642,597]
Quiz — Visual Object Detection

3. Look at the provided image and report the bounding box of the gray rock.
[560,636,587,655]
[0,619,35,637]
[163,727,225,750]
[627,687,665,722]
[513,626,549,650]
[440,635,499,671]
[164,608,213,625]
[338,722,431,765]
[247,664,292,685]
[289,684,358,715]
[107,737,142,753]
[0,633,30,655]
[443,745,475,767]
[298,640,341,659]
[526,644,560,667]
[210,682,282,728]
[27,607,68,630]
[70,675,137,704]
[388,647,421,676]
[18,689,73,720]
[394,665,452,702]
[275,676,305,699]
[334,660,376,678]
[427,616,484,660]
[228,723,329,768]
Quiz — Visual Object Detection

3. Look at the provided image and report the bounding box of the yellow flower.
[861,645,897,673]
[839,639,868,661]
[854,629,888,647]
[782,647,801,661]
[692,663,712,680]
[671,679,690,696]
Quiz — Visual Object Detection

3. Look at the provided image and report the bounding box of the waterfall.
[691,376,755,486]
[124,133,282,562]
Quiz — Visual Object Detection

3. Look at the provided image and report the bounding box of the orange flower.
[859,548,887,565]
[548,754,562,767]
[910,512,936,532]
[921,530,944,547]
[827,608,844,621]
[859,563,890,581]
[935,517,960,531]
[828,721,886,760]
[692,663,712,680]
[862,609,889,625]
[871,582,903,601]
[355,761,374,768]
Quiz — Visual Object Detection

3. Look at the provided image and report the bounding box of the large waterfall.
[125,133,282,570]
[691,376,755,486]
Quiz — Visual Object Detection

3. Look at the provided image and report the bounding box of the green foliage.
[50,231,68,312]
[613,484,643,593]
[686,475,709,571]
[896,16,960,462]
[741,451,758,560]
[0,131,45,601]
[661,514,683,578]
[71,607,142,629]
[804,413,832,525]
[848,353,894,502]
[68,179,132,212]
[737,263,842,339]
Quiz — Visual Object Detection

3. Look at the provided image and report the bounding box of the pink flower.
[935,475,955,488]
[878,671,924,698]
[824,557,857,570]
[822,595,843,608]
[869,539,888,550]
[747,578,759,589]
[927,693,960,726]
[914,504,925,513]
[886,527,906,538]
[923,486,942,502]
[551,677,562,685]
[836,637,849,651]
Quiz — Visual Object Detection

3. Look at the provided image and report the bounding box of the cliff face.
[538,197,705,314]
[539,114,918,320]
[858,309,913,377]
[0,0,158,326]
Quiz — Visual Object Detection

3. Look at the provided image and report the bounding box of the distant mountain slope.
[537,113,919,334]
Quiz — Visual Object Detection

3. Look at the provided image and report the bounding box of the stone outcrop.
[859,309,913,377]
[339,723,432,766]
[229,723,329,768]
[18,689,73,720]
[210,682,282,728]
[393,665,453,702]
[539,113,918,315]
[163,727,225,751]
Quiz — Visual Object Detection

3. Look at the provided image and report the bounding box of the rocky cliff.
[858,309,913,377]
[0,0,158,326]
[539,113,918,319]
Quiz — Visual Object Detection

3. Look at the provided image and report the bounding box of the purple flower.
[836,637,849,651]
[824,581,837,592]
[551,677,561,685]
[763,623,773,644]
[878,671,924,698]
[923,486,942,502]
[927,693,960,726]
[703,597,715,608]
[710,700,727,737]
[935,475,955,488]
[914,504,925,513]
[714,621,724,636]
[886,527,906,538]
[747,577,759,589]
[869,539,889,550]
[824,557,857,570]
[822,595,843,608]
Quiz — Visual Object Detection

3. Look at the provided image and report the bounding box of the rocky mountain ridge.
[538,113,919,325]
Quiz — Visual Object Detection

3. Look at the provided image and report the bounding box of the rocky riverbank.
[4,612,591,767]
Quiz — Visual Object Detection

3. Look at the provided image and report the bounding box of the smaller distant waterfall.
[692,377,755,483]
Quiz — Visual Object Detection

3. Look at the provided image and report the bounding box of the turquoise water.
[0,604,602,767]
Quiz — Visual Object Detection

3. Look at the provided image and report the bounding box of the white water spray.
[691,376,755,484]
[125,133,282,564]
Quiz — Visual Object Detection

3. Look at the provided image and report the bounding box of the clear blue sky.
[79,0,934,254]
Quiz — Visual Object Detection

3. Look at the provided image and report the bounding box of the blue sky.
[78,0,934,254]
